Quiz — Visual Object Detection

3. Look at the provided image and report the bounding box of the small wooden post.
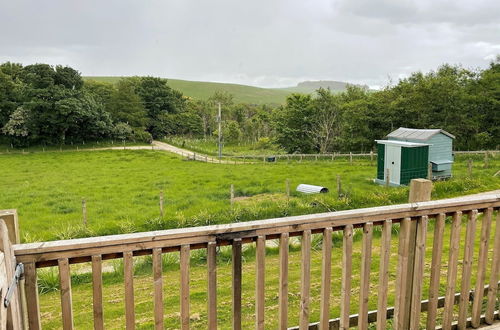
[385,168,390,187]
[82,198,87,226]
[159,191,164,217]
[315,155,318,161]
[427,162,433,180]
[409,179,432,203]
[370,150,374,164]
[468,159,473,176]
[484,151,489,168]
[230,184,235,208]
[349,152,353,165]
[336,175,342,198]
[285,179,290,200]
[300,155,303,162]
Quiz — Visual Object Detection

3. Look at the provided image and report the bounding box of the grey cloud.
[0,0,498,88]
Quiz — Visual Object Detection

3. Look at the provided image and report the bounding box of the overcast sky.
[1,0,499,88]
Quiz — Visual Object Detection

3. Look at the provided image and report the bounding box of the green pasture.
[0,150,498,242]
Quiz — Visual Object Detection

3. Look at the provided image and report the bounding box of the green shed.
[375,140,430,186]
[387,127,455,180]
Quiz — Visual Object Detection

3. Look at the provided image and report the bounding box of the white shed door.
[385,145,401,184]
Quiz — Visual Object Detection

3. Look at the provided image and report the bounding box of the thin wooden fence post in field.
[159,191,164,218]
[370,150,374,164]
[428,162,433,180]
[385,168,390,187]
[82,198,87,226]
[337,175,342,198]
[230,184,235,208]
[484,151,489,168]
[285,179,290,200]
[468,159,473,176]
[349,152,353,164]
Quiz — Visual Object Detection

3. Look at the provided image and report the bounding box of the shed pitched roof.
[387,127,455,140]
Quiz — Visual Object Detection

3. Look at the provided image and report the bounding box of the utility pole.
[217,102,222,159]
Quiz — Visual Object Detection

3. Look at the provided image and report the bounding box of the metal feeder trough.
[296,184,329,194]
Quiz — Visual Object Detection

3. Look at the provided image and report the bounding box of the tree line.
[0,59,498,151]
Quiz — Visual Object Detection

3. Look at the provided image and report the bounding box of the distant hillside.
[83,77,362,104]
[275,80,369,94]
[84,76,291,105]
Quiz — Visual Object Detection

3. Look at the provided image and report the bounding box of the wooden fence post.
[82,198,87,226]
[398,179,432,329]
[159,191,164,218]
[349,152,353,165]
[385,169,390,187]
[427,163,433,180]
[370,150,373,165]
[230,184,235,208]
[484,151,489,168]
[468,159,473,176]
[337,175,342,198]
[285,179,290,200]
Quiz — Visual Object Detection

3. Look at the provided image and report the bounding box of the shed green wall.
[377,143,385,180]
[400,146,429,185]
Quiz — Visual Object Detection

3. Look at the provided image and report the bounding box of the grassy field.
[84,76,292,105]
[1,149,498,328]
[1,150,498,242]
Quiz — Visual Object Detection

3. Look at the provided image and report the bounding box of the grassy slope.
[1,151,498,242]
[84,76,291,105]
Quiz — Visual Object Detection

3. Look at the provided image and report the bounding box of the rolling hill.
[83,76,361,104]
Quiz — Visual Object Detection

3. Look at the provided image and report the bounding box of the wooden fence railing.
[3,186,500,329]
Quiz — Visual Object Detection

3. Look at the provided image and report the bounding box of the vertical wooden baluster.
[58,258,74,330]
[443,211,462,329]
[340,225,353,330]
[485,211,500,324]
[409,216,428,329]
[92,255,104,330]
[320,228,333,330]
[278,233,289,330]
[124,251,135,330]
[376,220,392,330]
[458,210,477,330]
[299,230,312,329]
[207,242,217,330]
[180,245,190,330]
[426,214,445,330]
[471,208,493,327]
[152,248,163,330]
[24,262,41,330]
[394,218,411,329]
[256,236,265,330]
[232,238,242,330]
[358,222,373,330]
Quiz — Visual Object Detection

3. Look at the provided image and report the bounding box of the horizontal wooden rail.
[13,194,500,267]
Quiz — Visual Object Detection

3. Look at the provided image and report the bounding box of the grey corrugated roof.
[375,140,430,147]
[387,127,455,140]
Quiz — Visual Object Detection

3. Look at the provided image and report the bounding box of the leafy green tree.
[108,79,147,129]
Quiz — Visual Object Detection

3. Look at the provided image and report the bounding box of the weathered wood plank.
[278,233,289,330]
[458,210,477,329]
[358,222,373,330]
[24,262,41,330]
[319,228,332,330]
[255,235,265,330]
[152,248,163,330]
[58,258,73,330]
[91,255,104,330]
[376,220,391,330]
[485,211,500,324]
[340,225,353,330]
[443,211,462,330]
[471,208,492,328]
[180,245,190,330]
[124,251,135,330]
[394,217,411,329]
[410,216,428,329]
[427,213,445,330]
[232,238,242,330]
[207,242,217,330]
[299,230,312,329]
